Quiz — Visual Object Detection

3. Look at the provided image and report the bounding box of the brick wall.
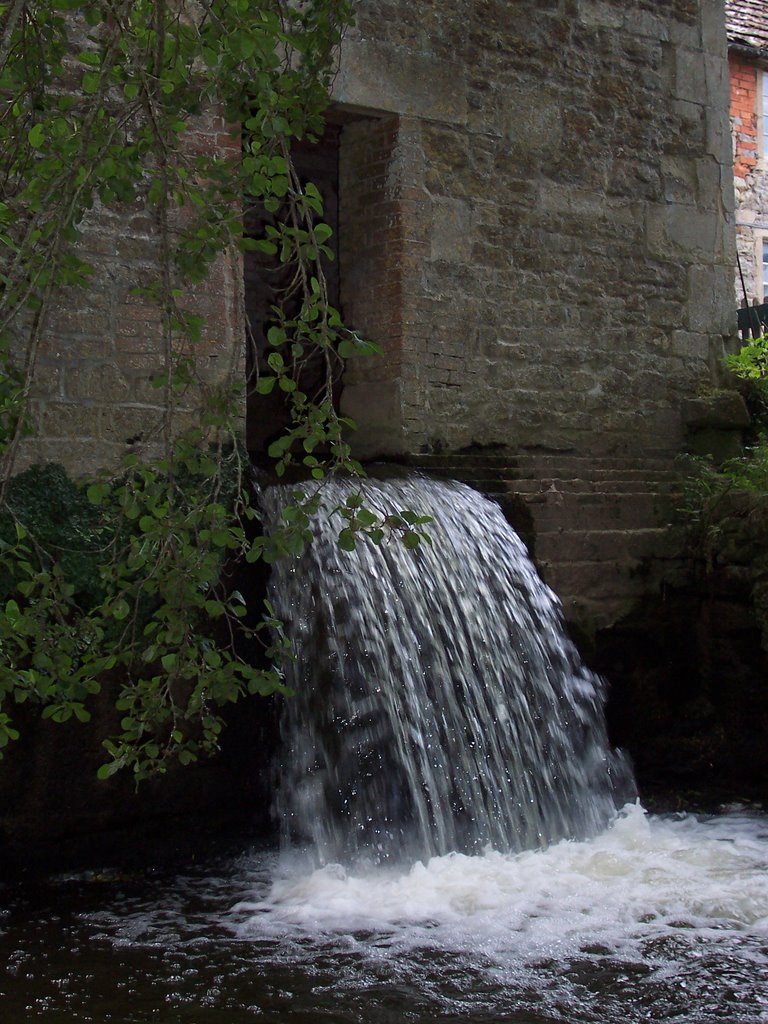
[730,51,768,304]
[731,53,759,181]
[16,110,244,478]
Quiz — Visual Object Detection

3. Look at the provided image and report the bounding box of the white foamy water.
[13,806,762,1024]
[224,474,768,1020]
[234,803,768,971]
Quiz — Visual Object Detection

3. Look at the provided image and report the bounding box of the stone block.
[700,0,728,56]
[46,307,111,337]
[501,87,563,151]
[646,203,721,260]
[624,9,670,41]
[536,526,677,564]
[576,0,623,30]
[675,46,707,103]
[422,125,471,196]
[28,361,64,400]
[333,38,467,124]
[15,438,127,477]
[681,391,751,430]
[64,362,131,403]
[686,265,735,333]
[40,402,101,439]
[687,427,746,462]
[694,156,723,208]
[531,491,662,532]
[100,405,165,445]
[670,330,709,360]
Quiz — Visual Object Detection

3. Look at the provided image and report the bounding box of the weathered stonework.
[19,1,737,629]
[336,0,734,463]
[331,0,735,627]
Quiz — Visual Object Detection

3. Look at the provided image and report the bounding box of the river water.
[1,803,767,1022]
[2,476,767,1020]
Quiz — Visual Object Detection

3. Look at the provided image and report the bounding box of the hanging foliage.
[0,0,430,780]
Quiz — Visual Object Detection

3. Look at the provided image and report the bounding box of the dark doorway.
[244,123,341,461]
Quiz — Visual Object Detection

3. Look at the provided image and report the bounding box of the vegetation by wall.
[0,1,435,792]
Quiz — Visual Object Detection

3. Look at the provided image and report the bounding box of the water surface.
[2,804,767,1023]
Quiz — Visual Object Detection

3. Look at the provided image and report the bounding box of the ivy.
[0,0,430,780]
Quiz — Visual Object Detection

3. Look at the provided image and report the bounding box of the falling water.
[263,474,635,866]
[2,479,766,1024]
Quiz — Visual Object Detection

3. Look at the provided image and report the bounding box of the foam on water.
[234,803,768,967]
[232,474,768,1020]
[10,808,762,1024]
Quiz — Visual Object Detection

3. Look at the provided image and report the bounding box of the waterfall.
[262,474,635,866]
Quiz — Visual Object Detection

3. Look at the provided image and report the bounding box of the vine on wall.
[0,0,430,779]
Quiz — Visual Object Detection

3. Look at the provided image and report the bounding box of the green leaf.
[5,599,20,625]
[73,704,91,723]
[87,482,110,505]
[28,124,45,149]
[338,528,356,551]
[82,70,100,94]
[203,648,222,668]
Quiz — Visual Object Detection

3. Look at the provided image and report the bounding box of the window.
[761,70,768,165]
[754,232,768,303]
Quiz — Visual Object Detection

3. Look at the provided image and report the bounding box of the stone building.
[727,0,768,308]
[22,0,738,632]
[4,0,763,869]
[326,0,737,629]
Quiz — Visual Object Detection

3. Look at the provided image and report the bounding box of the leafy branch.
[0,0,432,780]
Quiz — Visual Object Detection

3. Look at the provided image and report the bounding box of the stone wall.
[328,0,738,629]
[12,0,739,630]
[336,0,735,461]
[593,502,768,806]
